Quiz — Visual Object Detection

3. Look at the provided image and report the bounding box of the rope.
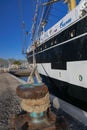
[21,92,50,113]
[18,0,26,57]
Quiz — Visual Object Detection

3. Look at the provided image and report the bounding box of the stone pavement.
[0,73,22,130]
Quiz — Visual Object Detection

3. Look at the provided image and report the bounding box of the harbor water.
[20,76,28,82]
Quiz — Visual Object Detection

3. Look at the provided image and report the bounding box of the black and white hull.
[27,14,87,112]
[27,1,87,114]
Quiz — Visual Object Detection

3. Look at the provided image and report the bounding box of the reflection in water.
[20,76,28,82]
[20,76,38,83]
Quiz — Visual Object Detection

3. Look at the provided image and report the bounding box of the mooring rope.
[21,92,50,113]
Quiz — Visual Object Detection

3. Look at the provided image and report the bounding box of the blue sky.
[0,0,33,59]
[0,0,21,59]
[0,0,79,60]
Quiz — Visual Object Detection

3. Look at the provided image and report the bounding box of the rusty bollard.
[10,83,59,130]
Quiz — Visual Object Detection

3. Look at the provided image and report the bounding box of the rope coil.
[21,92,50,113]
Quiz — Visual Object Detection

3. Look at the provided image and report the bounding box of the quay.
[0,72,87,130]
[9,68,31,77]
[0,72,26,130]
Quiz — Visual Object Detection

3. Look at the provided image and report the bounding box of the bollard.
[10,83,58,130]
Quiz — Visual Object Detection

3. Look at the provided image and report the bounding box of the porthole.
[51,42,53,45]
[45,45,47,48]
[70,30,75,37]
[79,75,83,81]
[54,40,57,44]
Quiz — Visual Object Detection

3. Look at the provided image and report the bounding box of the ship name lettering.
[60,18,72,28]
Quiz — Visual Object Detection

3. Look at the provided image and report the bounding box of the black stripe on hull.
[27,16,87,70]
[28,34,87,70]
[41,74,87,112]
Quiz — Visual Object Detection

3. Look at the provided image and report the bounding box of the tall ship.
[26,0,87,113]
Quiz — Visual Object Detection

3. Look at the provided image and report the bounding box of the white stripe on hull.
[37,61,87,88]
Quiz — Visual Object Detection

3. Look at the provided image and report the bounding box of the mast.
[43,0,76,11]
[68,0,76,11]
[31,0,77,44]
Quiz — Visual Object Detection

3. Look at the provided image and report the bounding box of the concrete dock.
[0,73,23,130]
[0,72,87,130]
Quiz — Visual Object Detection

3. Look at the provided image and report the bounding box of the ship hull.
[27,15,87,112]
[40,73,87,111]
